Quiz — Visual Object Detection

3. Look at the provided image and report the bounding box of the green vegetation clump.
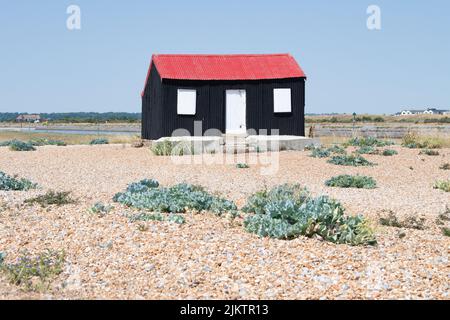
[25,190,76,207]
[236,163,250,169]
[327,145,347,154]
[114,179,237,216]
[0,141,12,147]
[325,175,377,189]
[434,180,450,192]
[151,140,194,156]
[356,146,378,155]
[419,149,440,156]
[242,184,376,245]
[379,210,426,230]
[88,202,113,216]
[29,138,66,147]
[310,147,331,158]
[8,140,36,151]
[442,227,450,237]
[129,212,164,222]
[0,171,37,191]
[402,132,443,149]
[129,212,186,225]
[89,138,109,145]
[439,163,450,170]
[327,154,375,167]
[345,137,394,147]
[0,249,65,291]
[382,149,398,156]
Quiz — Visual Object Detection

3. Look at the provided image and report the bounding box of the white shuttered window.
[177,89,197,115]
[273,88,292,113]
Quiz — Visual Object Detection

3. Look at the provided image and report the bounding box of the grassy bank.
[0,131,137,145]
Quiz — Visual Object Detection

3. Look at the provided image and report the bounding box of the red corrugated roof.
[142,54,306,96]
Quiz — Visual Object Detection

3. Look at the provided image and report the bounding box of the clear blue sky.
[0,0,449,114]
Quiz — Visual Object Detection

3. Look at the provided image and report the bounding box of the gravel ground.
[0,144,449,299]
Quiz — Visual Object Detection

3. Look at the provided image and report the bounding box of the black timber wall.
[142,68,305,140]
[142,64,163,139]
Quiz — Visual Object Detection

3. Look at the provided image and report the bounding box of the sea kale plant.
[113,179,238,217]
[345,137,394,148]
[8,140,36,151]
[310,147,331,158]
[327,145,347,154]
[327,154,375,167]
[325,175,377,189]
[88,202,114,216]
[89,138,109,145]
[356,146,379,155]
[0,171,37,191]
[382,149,398,156]
[242,184,376,245]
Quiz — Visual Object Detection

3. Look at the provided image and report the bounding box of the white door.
[226,90,246,134]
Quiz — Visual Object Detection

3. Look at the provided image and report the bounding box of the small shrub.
[8,140,36,151]
[0,171,37,191]
[0,249,65,291]
[401,132,420,148]
[242,184,376,246]
[419,149,439,156]
[236,163,249,169]
[434,180,450,192]
[89,138,109,145]
[310,147,331,158]
[345,137,393,147]
[88,202,113,216]
[325,175,377,189]
[379,210,426,230]
[439,163,450,170]
[442,227,450,237]
[151,140,193,156]
[25,190,76,207]
[327,154,374,167]
[382,149,398,156]
[402,133,442,149]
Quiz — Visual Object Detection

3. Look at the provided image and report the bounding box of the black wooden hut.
[141,54,306,140]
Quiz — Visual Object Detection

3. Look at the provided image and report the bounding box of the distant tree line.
[0,112,142,123]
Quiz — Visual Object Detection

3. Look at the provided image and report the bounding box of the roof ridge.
[153,53,292,57]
